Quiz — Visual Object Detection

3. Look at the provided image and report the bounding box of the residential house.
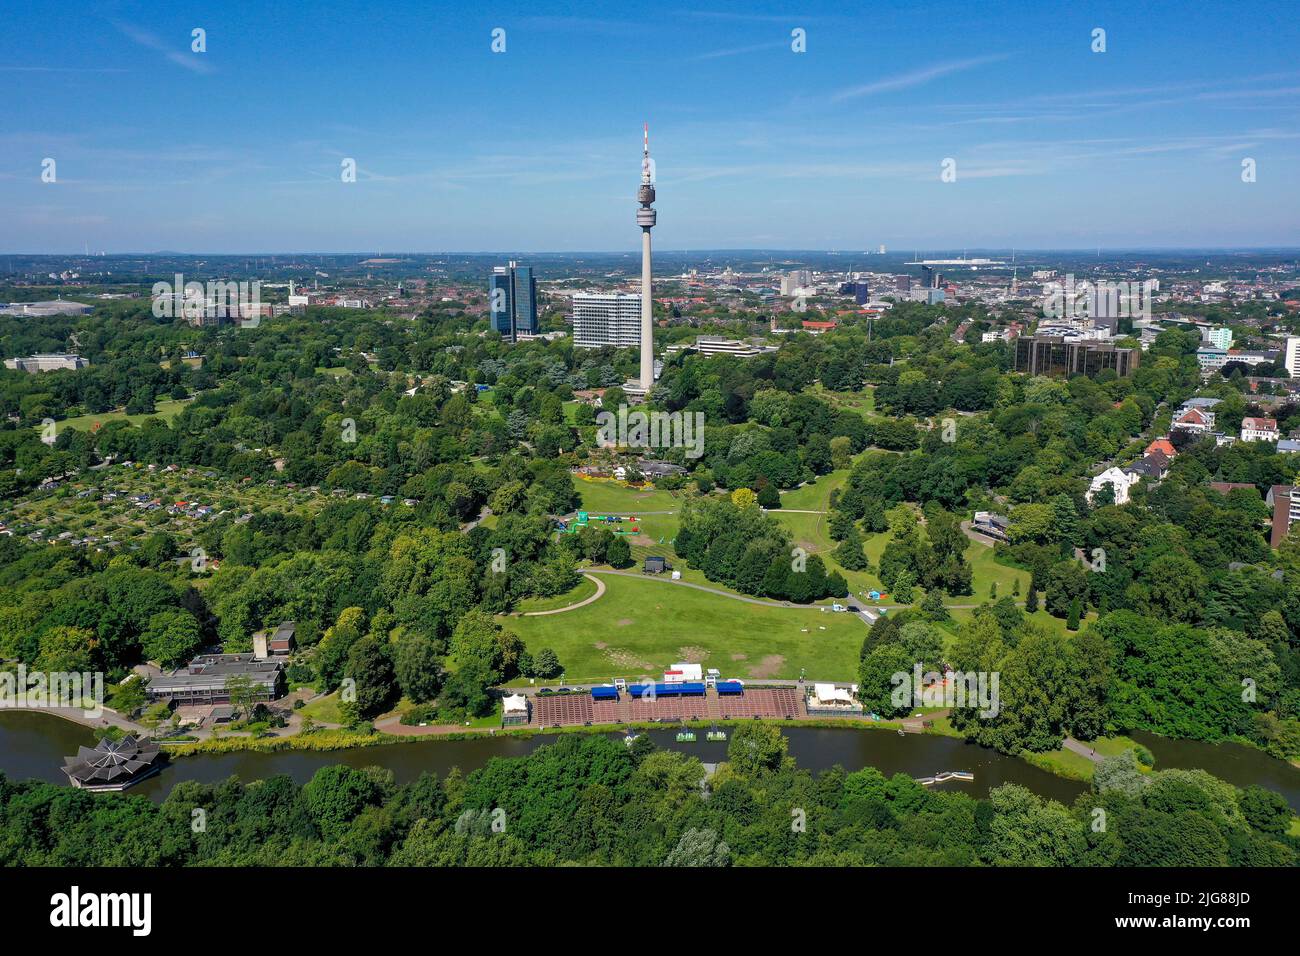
[1088,466,1140,505]
[1241,417,1280,442]
[1171,407,1215,435]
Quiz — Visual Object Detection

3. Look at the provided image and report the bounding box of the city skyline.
[2,0,1299,253]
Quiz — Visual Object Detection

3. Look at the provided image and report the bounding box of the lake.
[4,711,1297,809]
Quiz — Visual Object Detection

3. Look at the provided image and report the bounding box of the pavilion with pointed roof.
[62,735,165,791]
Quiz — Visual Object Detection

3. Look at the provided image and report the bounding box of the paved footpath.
[1063,736,1103,762]
[521,573,606,616]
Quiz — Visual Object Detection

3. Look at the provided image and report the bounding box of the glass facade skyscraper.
[489,261,538,341]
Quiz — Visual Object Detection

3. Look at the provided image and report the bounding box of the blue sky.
[2,0,1298,253]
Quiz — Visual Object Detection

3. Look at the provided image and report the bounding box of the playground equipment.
[558,510,640,535]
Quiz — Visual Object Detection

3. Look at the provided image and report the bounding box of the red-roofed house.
[1145,438,1177,459]
[1241,417,1280,442]
[1172,407,1214,435]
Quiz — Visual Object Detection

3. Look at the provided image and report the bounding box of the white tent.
[502,693,528,714]
[812,683,854,706]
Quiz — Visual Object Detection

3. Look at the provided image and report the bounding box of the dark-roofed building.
[637,460,687,479]
[1127,450,1170,480]
[644,556,670,574]
[972,511,1010,540]
[253,621,295,658]
[147,653,284,705]
[62,736,164,791]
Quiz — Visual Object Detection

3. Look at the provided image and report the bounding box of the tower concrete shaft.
[637,124,656,392]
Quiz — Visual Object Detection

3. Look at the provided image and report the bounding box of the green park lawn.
[53,397,193,432]
[807,383,876,417]
[515,574,599,613]
[299,691,344,725]
[776,468,849,511]
[505,572,867,682]
[575,477,682,515]
[1022,736,1143,781]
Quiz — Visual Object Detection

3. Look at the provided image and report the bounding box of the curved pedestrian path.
[521,573,607,616]
[582,568,834,610]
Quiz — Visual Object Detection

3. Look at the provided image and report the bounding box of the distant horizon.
[6,246,1300,259]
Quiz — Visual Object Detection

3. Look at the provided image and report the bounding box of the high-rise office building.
[781,270,814,296]
[488,261,538,341]
[572,292,644,349]
[1284,336,1300,378]
[920,265,945,289]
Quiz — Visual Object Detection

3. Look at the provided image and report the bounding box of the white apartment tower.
[572,293,644,349]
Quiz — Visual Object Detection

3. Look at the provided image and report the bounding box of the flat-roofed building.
[147,653,284,705]
[1013,335,1138,378]
[665,336,776,358]
[0,299,93,317]
[572,292,642,349]
[4,353,88,373]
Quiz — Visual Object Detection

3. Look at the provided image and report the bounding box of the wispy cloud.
[691,40,789,61]
[114,22,214,74]
[830,54,1009,102]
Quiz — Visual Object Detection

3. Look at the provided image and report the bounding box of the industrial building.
[0,299,93,317]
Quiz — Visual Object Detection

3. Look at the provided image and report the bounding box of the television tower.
[636,123,657,393]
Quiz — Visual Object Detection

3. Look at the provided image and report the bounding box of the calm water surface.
[4,712,1297,809]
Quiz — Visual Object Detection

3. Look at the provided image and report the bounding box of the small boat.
[623,731,641,746]
[897,728,905,736]
[675,730,697,743]
[706,726,727,742]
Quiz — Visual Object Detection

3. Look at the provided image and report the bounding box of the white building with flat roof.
[4,353,88,373]
[572,292,643,349]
